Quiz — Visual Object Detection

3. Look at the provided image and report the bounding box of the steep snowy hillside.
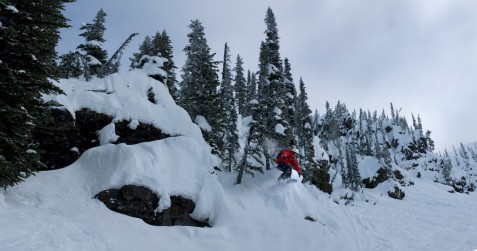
[1,154,477,250]
[1,70,477,251]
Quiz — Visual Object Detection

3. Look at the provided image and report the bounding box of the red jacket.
[275,149,300,172]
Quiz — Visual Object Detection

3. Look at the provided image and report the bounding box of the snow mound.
[6,137,223,222]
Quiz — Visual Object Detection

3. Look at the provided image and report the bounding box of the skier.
[275,146,301,181]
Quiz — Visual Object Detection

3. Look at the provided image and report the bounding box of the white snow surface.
[86,40,103,48]
[1,71,477,250]
[97,122,119,145]
[86,55,102,65]
[44,70,205,145]
[140,55,168,77]
[195,115,212,132]
[6,5,19,13]
[275,123,286,135]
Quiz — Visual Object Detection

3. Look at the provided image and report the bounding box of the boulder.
[310,168,332,194]
[388,186,405,200]
[95,185,209,227]
[362,167,388,189]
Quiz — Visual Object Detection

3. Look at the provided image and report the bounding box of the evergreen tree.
[346,145,362,191]
[179,20,223,154]
[282,57,297,144]
[102,32,138,75]
[77,8,108,79]
[130,35,152,69]
[246,72,257,110]
[460,142,471,182]
[152,30,178,99]
[130,31,178,98]
[236,100,264,184]
[337,140,348,188]
[390,102,396,125]
[220,43,239,172]
[234,55,247,115]
[296,78,318,179]
[0,0,73,188]
[57,51,83,78]
[441,150,453,184]
[256,7,292,168]
[425,130,435,151]
[312,109,320,136]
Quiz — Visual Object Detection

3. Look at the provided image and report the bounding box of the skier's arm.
[290,157,300,172]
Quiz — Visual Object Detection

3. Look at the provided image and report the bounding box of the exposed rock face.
[33,109,80,169]
[388,186,405,200]
[74,108,113,151]
[154,196,207,227]
[114,121,169,145]
[361,167,409,199]
[95,185,209,227]
[451,177,468,193]
[401,137,428,161]
[310,168,333,194]
[33,108,170,169]
[361,168,388,189]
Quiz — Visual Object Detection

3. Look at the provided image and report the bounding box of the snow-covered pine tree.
[245,71,257,116]
[425,130,435,151]
[57,51,83,78]
[317,101,332,144]
[390,102,396,125]
[337,140,348,188]
[460,142,471,182]
[441,150,453,184]
[453,145,461,166]
[0,0,72,188]
[346,145,362,191]
[132,30,179,99]
[381,128,393,177]
[358,109,367,156]
[101,32,138,75]
[282,58,297,142]
[220,43,239,172]
[312,109,320,136]
[234,55,247,116]
[130,35,152,69]
[256,7,292,168]
[154,30,178,100]
[179,20,223,154]
[296,78,318,179]
[236,99,265,184]
[77,8,108,79]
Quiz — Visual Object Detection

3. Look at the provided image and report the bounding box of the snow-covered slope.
[1,159,477,251]
[1,71,477,250]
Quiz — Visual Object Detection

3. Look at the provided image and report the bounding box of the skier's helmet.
[291,146,299,155]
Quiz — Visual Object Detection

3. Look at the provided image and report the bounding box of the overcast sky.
[57,0,477,152]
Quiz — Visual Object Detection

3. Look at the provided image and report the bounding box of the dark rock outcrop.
[33,109,80,169]
[95,185,209,227]
[310,168,333,194]
[34,108,171,169]
[114,121,168,145]
[95,185,158,223]
[362,168,388,189]
[388,186,405,200]
[153,196,208,227]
